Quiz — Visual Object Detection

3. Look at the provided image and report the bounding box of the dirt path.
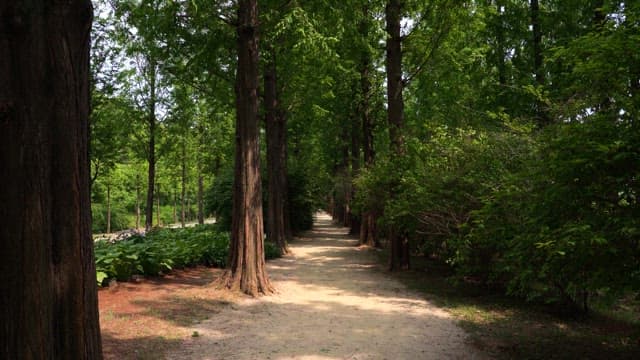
[170,212,484,360]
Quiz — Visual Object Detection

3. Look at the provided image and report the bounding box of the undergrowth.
[95,225,281,286]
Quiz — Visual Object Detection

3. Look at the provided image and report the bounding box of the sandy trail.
[170,212,484,360]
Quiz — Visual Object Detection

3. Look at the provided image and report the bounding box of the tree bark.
[224,0,274,296]
[107,181,112,233]
[173,190,178,225]
[358,5,379,247]
[135,174,141,229]
[265,53,290,254]
[349,111,361,235]
[0,1,103,358]
[359,61,378,246]
[156,182,161,227]
[145,57,157,231]
[385,0,410,270]
[181,142,187,227]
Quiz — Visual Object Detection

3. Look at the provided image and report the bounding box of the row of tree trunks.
[224,0,274,296]
[0,1,103,358]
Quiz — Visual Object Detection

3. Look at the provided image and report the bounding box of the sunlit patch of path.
[170,212,486,360]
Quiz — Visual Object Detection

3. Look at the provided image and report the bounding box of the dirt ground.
[100,213,485,359]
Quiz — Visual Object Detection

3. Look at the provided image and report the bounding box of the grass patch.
[383,252,640,359]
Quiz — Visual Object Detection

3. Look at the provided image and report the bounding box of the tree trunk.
[186,193,192,221]
[135,174,141,229]
[349,111,361,235]
[107,181,112,234]
[386,0,410,270]
[173,190,178,224]
[145,58,157,231]
[265,54,290,254]
[156,183,161,227]
[340,124,351,227]
[181,142,187,228]
[531,0,549,126]
[196,123,205,225]
[0,1,103,358]
[224,0,274,296]
[359,5,379,247]
[197,172,205,224]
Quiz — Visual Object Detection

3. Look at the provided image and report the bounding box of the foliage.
[91,202,132,234]
[95,225,229,286]
[206,165,321,233]
[465,119,640,310]
[204,167,235,232]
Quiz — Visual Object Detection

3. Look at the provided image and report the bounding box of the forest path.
[170,212,484,360]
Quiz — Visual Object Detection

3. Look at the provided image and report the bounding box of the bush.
[264,241,283,260]
[94,224,285,286]
[465,119,640,311]
[95,225,229,286]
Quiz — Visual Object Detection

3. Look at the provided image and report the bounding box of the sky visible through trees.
[1,0,639,358]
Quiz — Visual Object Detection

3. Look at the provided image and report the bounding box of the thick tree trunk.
[145,59,157,231]
[0,1,103,358]
[386,0,410,270]
[265,55,290,254]
[224,0,274,296]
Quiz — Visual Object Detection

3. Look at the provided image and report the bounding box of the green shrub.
[95,225,229,286]
[264,241,282,260]
[465,119,640,311]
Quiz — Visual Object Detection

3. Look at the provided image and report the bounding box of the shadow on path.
[167,212,485,360]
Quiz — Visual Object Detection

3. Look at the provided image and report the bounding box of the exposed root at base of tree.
[214,269,276,297]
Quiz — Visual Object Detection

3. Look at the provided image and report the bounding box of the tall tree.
[0,1,102,358]
[358,4,378,247]
[224,0,274,295]
[144,56,159,230]
[385,0,411,270]
[530,0,549,126]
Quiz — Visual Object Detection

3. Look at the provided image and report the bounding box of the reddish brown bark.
[0,1,103,358]
[224,0,274,296]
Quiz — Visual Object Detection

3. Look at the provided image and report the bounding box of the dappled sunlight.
[167,212,480,359]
